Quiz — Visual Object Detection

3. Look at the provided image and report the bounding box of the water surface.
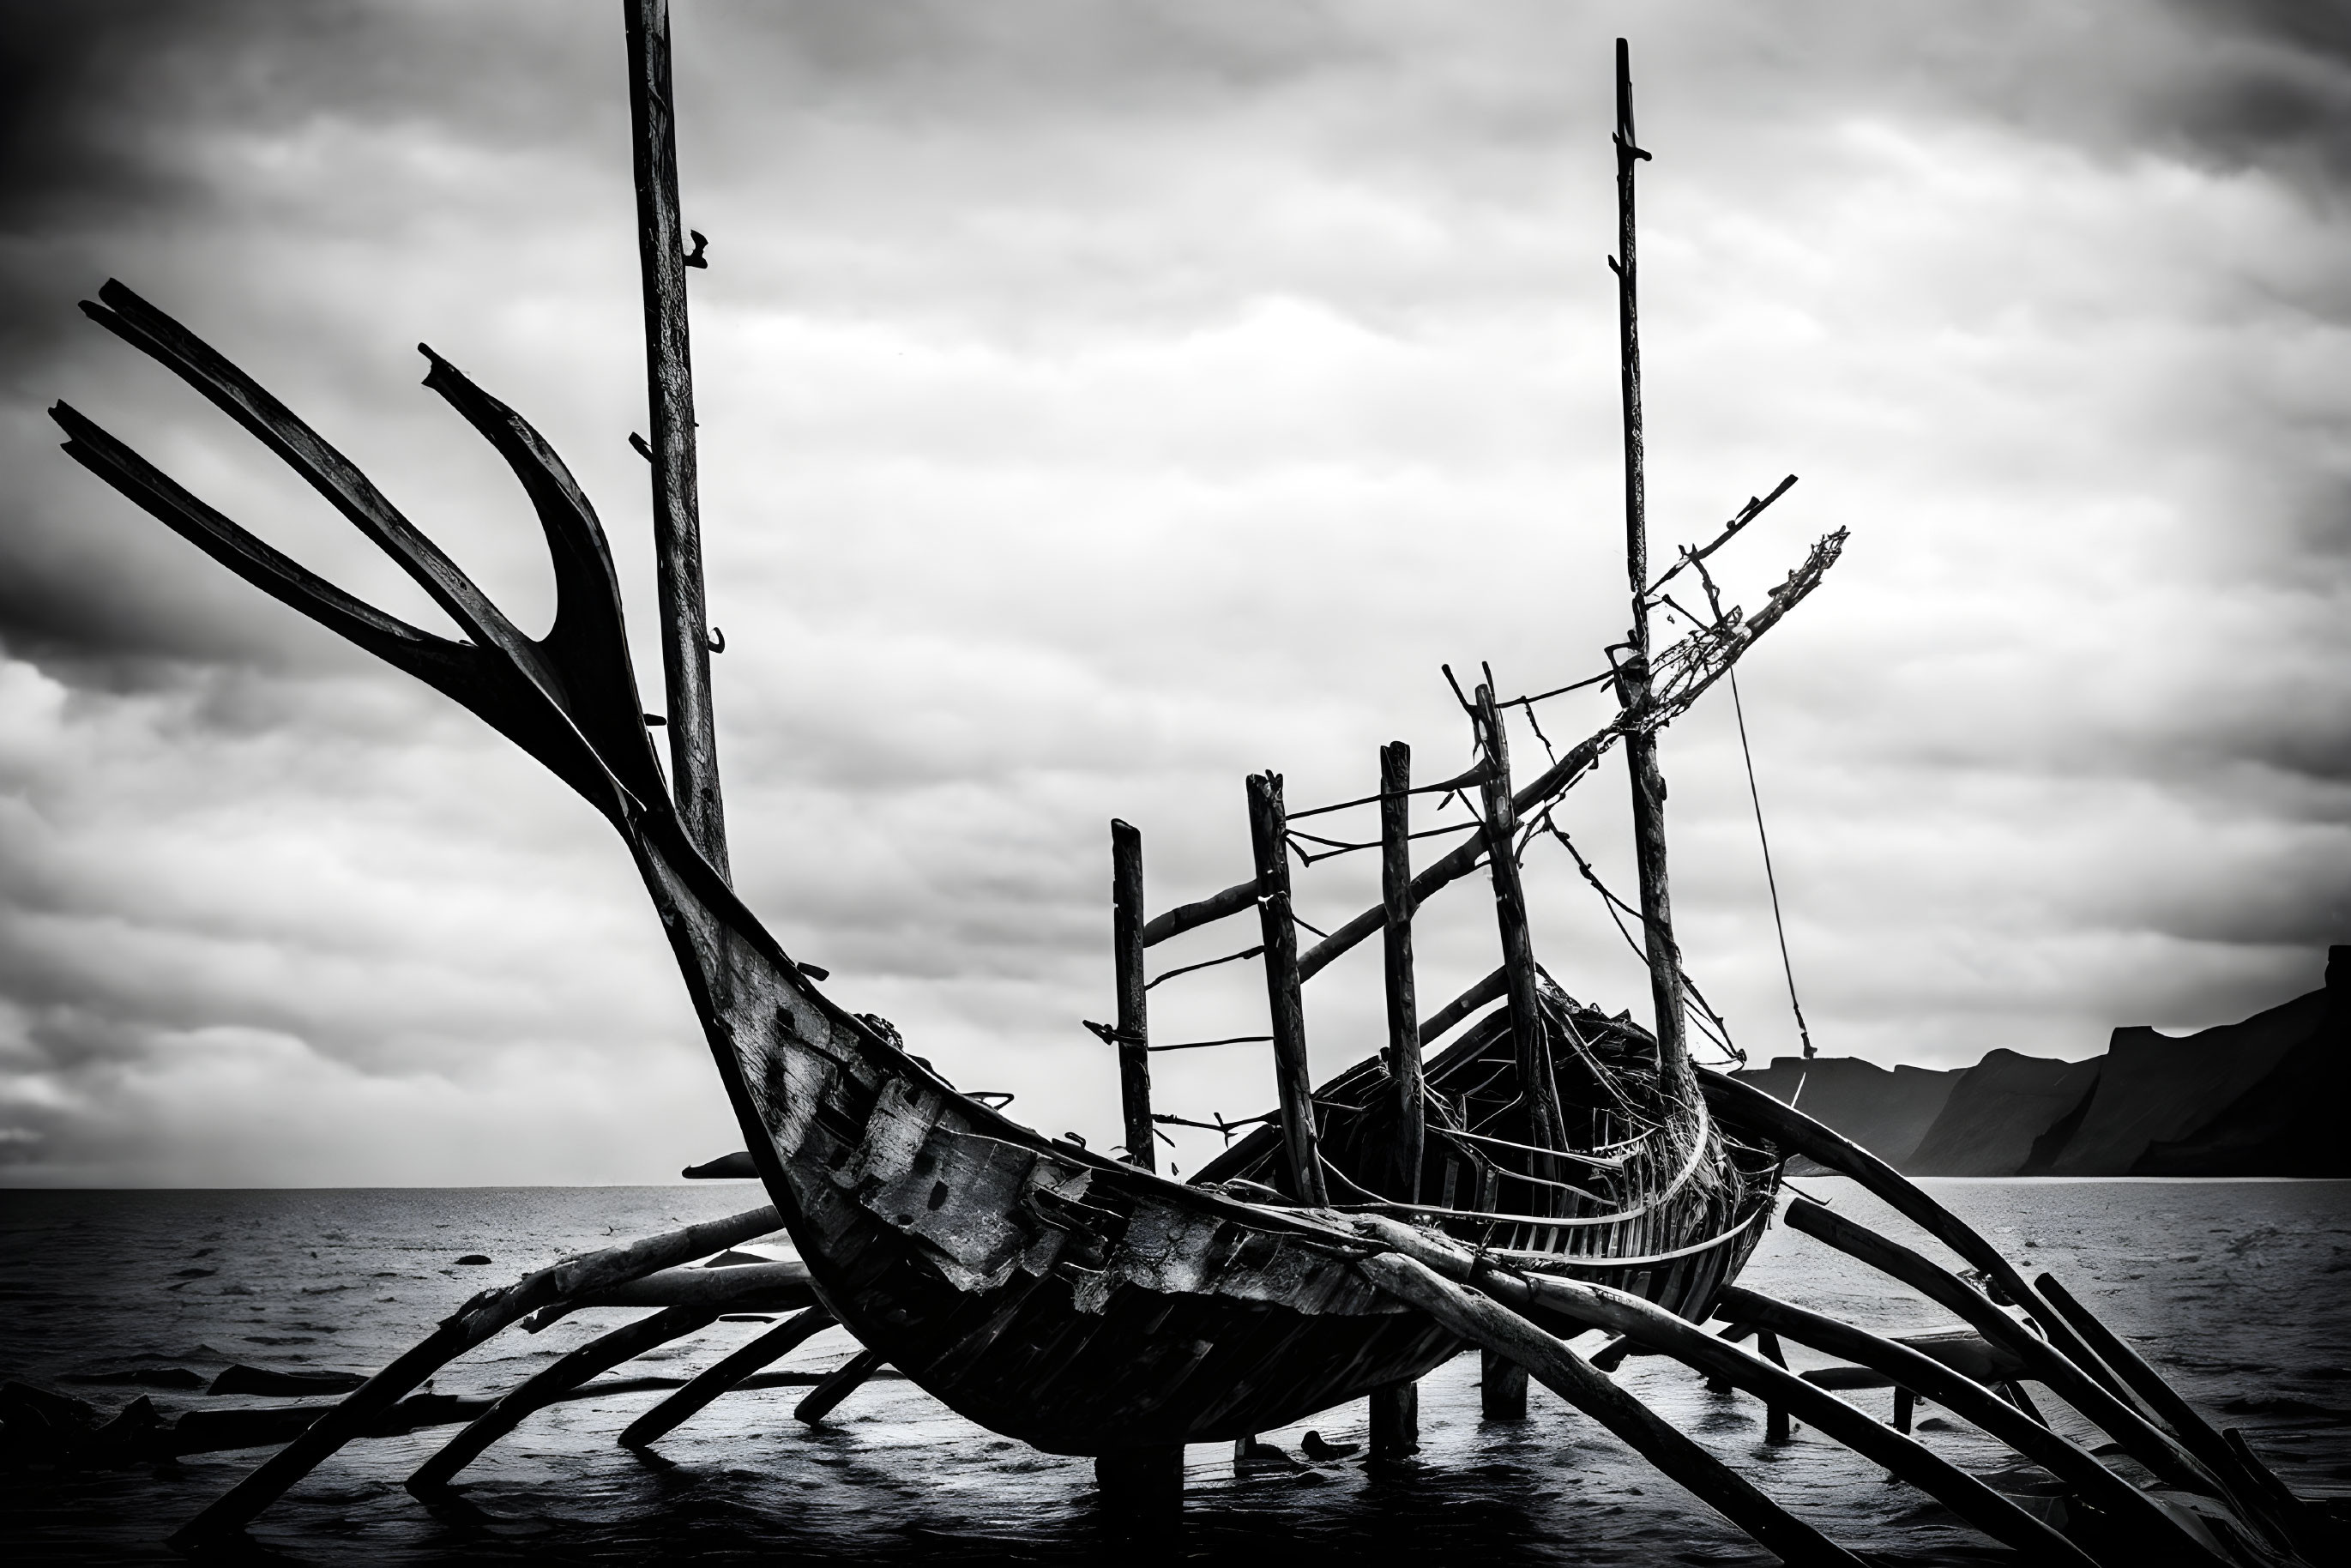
[4,1179,2345,1564]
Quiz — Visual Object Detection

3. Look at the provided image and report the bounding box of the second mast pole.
[625,0,730,878]
[1610,37,1688,1082]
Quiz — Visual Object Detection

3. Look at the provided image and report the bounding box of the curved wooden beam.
[620,1306,840,1449]
[408,1305,720,1491]
[166,1206,779,1548]
[1359,1251,1861,1568]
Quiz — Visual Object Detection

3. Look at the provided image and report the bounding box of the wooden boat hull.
[57,286,1781,1457]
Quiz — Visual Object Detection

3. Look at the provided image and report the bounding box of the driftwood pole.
[1609,38,1685,1082]
[1474,685,1564,1164]
[1246,773,1329,1205]
[1110,820,1155,1172]
[1377,744,1423,1200]
[1371,742,1422,1459]
[624,0,729,876]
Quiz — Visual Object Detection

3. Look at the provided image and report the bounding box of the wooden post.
[1369,1381,1420,1462]
[624,0,728,877]
[1481,1347,1529,1420]
[1110,820,1154,1173]
[1609,38,1686,1082]
[1474,686,1564,1164]
[1094,1444,1185,1517]
[1377,743,1422,1201]
[1757,1329,1793,1444]
[1245,773,1328,1206]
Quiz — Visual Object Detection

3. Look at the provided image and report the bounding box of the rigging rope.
[1727,666,1815,1064]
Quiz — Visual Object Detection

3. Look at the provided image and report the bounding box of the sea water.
[3,1179,2346,1564]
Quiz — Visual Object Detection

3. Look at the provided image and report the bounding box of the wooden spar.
[1359,1253,1861,1568]
[794,1348,888,1424]
[408,1304,719,1489]
[1497,1274,2096,1568]
[624,0,727,875]
[1721,1288,2239,1566]
[620,1305,838,1448]
[1110,821,1155,1171]
[1474,684,1564,1171]
[1246,773,1328,1205]
[1142,877,1260,948]
[1377,743,1422,1201]
[1287,527,1844,985]
[1693,1067,2138,1402]
[2034,1275,2327,1560]
[166,1205,781,1547]
[1609,38,1687,1083]
[1418,965,1506,1046]
[1779,1197,2219,1498]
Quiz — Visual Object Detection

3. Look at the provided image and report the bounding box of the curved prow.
[53,280,670,830]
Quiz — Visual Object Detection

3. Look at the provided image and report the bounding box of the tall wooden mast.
[624,0,729,878]
[1609,39,1688,1082]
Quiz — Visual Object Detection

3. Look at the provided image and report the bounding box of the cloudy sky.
[2,1,2347,1186]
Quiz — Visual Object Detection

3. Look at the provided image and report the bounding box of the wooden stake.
[1480,1347,1529,1420]
[1094,1444,1185,1517]
[624,0,728,877]
[1246,773,1328,1205]
[1474,686,1564,1170]
[1608,38,1687,1082]
[1368,1381,1420,1462]
[1110,820,1154,1173]
[1378,743,1421,1201]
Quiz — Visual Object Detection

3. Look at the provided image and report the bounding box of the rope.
[1144,944,1262,991]
[1727,667,1814,1061]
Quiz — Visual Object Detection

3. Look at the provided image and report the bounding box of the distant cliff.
[1731,945,2351,1177]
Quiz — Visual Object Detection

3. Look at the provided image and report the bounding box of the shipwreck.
[21,8,2342,1565]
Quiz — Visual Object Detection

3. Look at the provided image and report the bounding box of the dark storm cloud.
[2165,0,2351,197]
